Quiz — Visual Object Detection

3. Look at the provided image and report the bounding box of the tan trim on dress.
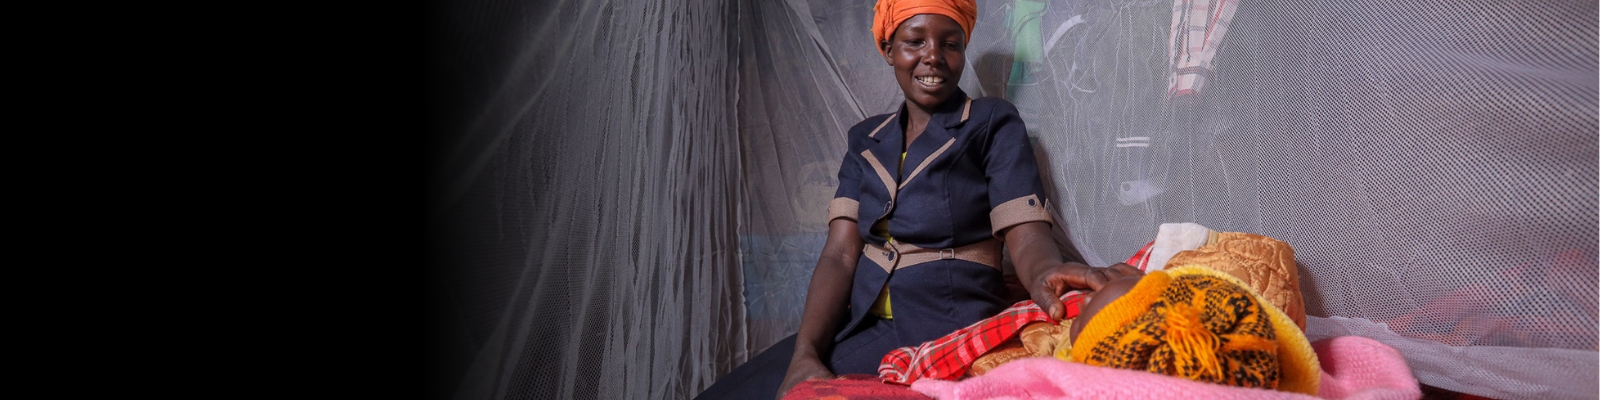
[868,113,897,138]
[899,138,955,189]
[960,98,972,122]
[862,239,1003,273]
[990,194,1056,236]
[827,197,859,223]
[862,149,898,202]
[863,243,897,273]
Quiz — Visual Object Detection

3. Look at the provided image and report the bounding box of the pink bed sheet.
[785,336,1420,400]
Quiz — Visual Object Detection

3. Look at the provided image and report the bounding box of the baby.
[1062,266,1318,393]
[958,233,1319,395]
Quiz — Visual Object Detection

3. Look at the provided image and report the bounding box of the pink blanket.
[908,336,1420,400]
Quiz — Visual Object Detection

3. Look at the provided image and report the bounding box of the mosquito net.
[427,0,1598,399]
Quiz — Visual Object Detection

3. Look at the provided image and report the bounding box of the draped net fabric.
[427,0,1598,399]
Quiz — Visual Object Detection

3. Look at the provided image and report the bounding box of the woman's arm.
[777,218,864,398]
[976,100,1138,317]
[1003,221,1142,321]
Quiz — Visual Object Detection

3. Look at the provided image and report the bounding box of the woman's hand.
[1025,262,1143,320]
[780,218,857,399]
[775,356,834,400]
[1002,221,1145,321]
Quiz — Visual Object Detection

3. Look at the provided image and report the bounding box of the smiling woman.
[693,1,1141,399]
[881,14,967,134]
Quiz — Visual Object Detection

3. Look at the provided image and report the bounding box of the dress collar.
[871,89,973,142]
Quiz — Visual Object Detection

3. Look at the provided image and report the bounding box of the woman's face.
[881,14,966,111]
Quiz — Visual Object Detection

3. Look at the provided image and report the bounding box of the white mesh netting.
[428,0,1598,399]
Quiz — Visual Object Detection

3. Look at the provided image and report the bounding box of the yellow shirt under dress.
[868,151,906,319]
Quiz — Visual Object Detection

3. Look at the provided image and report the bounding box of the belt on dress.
[863,238,1003,273]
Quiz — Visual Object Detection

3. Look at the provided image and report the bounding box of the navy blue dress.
[695,90,1055,399]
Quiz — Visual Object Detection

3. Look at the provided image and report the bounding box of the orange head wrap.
[871,0,978,57]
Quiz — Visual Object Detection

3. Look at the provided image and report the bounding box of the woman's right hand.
[775,356,834,400]
[1025,261,1144,321]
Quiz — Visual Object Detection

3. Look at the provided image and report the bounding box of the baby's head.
[1068,274,1142,344]
[1063,267,1318,392]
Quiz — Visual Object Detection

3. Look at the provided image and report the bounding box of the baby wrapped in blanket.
[880,231,1320,396]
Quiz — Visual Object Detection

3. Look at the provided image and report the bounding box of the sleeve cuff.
[827,197,859,223]
[990,194,1055,236]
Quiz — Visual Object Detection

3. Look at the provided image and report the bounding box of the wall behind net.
[430,0,1598,399]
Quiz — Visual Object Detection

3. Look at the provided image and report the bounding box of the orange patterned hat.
[871,0,978,56]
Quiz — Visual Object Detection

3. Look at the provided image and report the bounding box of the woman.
[696,1,1139,398]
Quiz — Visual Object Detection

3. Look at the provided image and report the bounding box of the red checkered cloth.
[877,247,1160,386]
[877,294,1086,385]
[1126,240,1157,271]
[781,374,933,400]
